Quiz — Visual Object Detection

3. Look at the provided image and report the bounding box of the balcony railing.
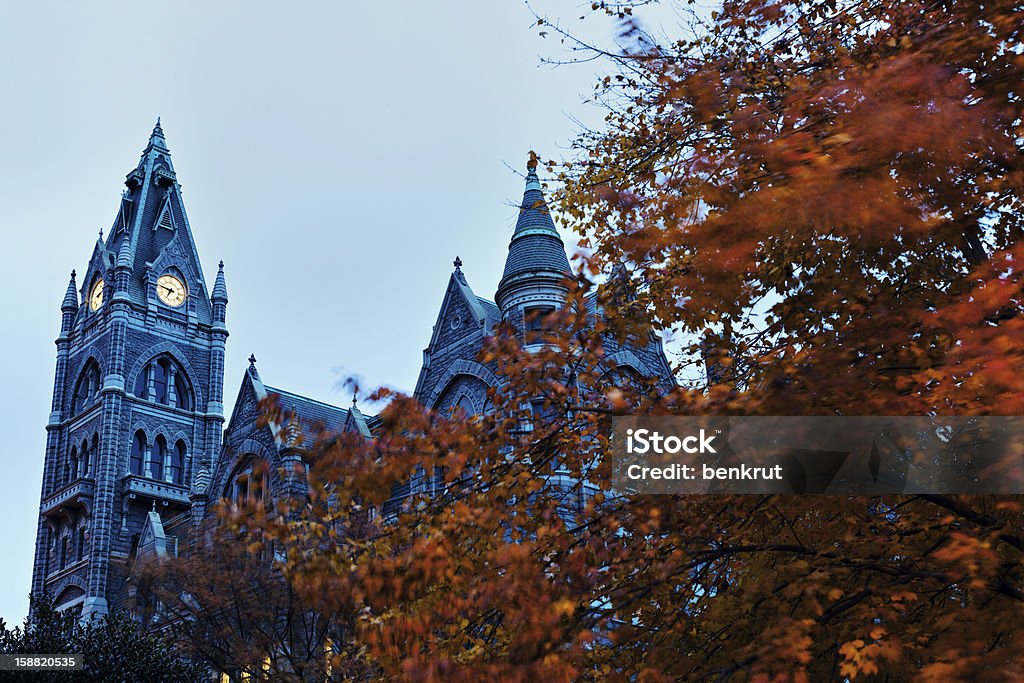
[123,476,190,505]
[40,479,95,517]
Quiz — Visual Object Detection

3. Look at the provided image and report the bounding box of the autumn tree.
[143,503,372,682]
[166,1,1023,680]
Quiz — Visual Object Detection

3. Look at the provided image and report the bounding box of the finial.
[71,269,76,279]
[151,499,157,512]
[218,260,224,270]
[453,256,463,272]
[524,151,542,193]
[249,353,257,367]
[352,392,358,408]
[527,150,539,172]
[98,228,103,240]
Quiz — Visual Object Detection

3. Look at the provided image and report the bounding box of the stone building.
[31,122,674,618]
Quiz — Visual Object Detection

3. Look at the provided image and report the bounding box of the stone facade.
[31,124,674,618]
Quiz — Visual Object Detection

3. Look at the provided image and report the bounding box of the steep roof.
[101,120,212,322]
[500,152,571,282]
[264,385,349,445]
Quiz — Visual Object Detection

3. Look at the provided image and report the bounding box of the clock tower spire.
[31,121,227,618]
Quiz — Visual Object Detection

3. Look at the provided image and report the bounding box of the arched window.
[77,527,86,562]
[72,360,102,414]
[455,395,475,417]
[153,361,169,405]
[133,356,193,410]
[89,434,99,477]
[174,373,191,411]
[79,439,89,478]
[133,368,147,399]
[227,459,267,506]
[151,436,167,481]
[170,441,186,485]
[68,446,78,483]
[130,431,145,476]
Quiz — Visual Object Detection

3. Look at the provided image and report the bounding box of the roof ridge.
[263,386,349,413]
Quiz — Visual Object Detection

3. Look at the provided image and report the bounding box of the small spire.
[144,116,168,153]
[212,260,228,303]
[116,231,133,268]
[62,270,79,311]
[453,256,463,272]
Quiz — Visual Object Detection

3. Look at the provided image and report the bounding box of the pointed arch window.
[77,527,87,562]
[453,395,475,418]
[130,431,146,476]
[170,441,186,485]
[67,446,78,484]
[72,360,102,414]
[78,439,89,479]
[151,436,167,481]
[88,433,99,477]
[153,361,169,404]
[133,355,194,411]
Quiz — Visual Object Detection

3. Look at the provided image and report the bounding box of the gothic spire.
[62,270,79,311]
[116,228,133,268]
[145,116,168,153]
[212,260,228,303]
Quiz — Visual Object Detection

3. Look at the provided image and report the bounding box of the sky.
[0,1,676,625]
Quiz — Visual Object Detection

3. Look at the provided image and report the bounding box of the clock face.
[89,279,105,311]
[156,274,186,307]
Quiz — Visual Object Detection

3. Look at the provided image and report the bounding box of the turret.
[494,152,572,335]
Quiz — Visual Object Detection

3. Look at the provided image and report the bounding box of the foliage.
[0,594,202,682]
[144,516,372,682]
[157,0,1024,680]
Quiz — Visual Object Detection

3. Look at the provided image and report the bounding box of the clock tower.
[31,121,228,618]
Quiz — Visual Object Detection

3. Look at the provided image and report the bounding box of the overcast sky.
[0,1,669,624]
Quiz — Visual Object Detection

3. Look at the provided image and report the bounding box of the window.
[153,360,169,404]
[151,436,167,481]
[170,440,186,485]
[67,446,78,484]
[134,356,193,410]
[134,368,147,399]
[77,527,86,562]
[524,306,555,345]
[174,372,191,411]
[88,434,99,477]
[228,459,267,506]
[130,431,145,476]
[72,360,102,414]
